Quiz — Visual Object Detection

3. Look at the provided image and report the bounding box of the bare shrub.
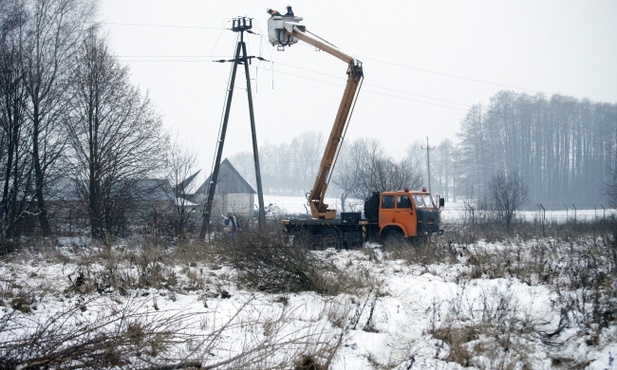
[173,238,217,265]
[446,233,617,367]
[294,354,325,370]
[447,210,617,245]
[1,288,348,370]
[348,289,387,334]
[215,230,370,295]
[132,240,176,290]
[462,242,526,280]
[9,290,37,314]
[0,298,200,369]
[548,240,617,334]
[384,239,459,267]
[429,281,535,369]
[431,326,475,366]
[190,294,346,370]
[459,234,615,288]
[62,238,180,296]
[215,230,320,293]
[484,171,530,233]
[463,218,508,243]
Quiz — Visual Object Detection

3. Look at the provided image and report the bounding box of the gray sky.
[98,1,617,170]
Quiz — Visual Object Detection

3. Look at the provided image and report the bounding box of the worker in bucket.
[267,8,281,17]
[284,5,294,17]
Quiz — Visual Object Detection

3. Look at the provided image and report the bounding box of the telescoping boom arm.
[268,13,364,219]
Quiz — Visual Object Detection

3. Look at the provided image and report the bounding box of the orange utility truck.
[268,10,444,247]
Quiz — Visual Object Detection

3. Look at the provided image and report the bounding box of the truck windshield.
[413,194,436,208]
[413,195,425,207]
[423,195,435,208]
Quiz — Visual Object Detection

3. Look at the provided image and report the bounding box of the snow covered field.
[2,232,617,369]
[1,200,616,369]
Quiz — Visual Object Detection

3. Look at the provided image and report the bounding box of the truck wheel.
[381,229,404,248]
[291,229,313,247]
[317,228,342,250]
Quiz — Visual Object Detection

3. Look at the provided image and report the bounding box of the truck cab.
[365,188,444,243]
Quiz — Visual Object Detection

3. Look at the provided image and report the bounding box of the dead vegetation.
[214,230,375,295]
[0,297,199,369]
[0,218,615,369]
[421,218,617,369]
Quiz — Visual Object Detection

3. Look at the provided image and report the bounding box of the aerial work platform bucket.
[268,15,304,48]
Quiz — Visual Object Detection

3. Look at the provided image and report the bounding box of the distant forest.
[457,91,616,205]
[231,91,617,206]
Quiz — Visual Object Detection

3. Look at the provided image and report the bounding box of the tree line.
[231,91,617,209]
[229,135,424,207]
[455,91,616,205]
[0,0,170,246]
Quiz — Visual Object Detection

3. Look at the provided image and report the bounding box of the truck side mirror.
[439,198,445,208]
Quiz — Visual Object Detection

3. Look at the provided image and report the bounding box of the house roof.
[132,178,170,201]
[47,163,254,205]
[194,158,256,196]
[47,177,172,202]
[175,170,201,194]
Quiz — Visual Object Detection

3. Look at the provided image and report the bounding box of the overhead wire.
[210,18,233,61]
[360,56,544,95]
[114,55,470,110]
[270,68,469,111]
[101,21,222,31]
[104,20,543,112]
[250,18,274,93]
[268,60,470,110]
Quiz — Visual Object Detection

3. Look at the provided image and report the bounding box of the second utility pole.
[421,136,435,193]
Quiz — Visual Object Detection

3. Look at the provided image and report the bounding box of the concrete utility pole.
[421,136,435,193]
[199,17,266,240]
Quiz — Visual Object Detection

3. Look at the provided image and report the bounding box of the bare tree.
[290,131,325,194]
[433,138,455,201]
[18,0,96,235]
[606,163,617,208]
[335,138,383,200]
[335,138,422,201]
[0,0,33,246]
[488,170,529,231]
[65,27,165,239]
[457,103,489,201]
[163,136,201,238]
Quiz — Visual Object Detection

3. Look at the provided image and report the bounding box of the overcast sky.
[97,1,617,170]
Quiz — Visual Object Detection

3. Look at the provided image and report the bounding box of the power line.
[112,53,471,110]
[361,56,544,95]
[101,21,222,30]
[244,58,470,109]
[102,21,539,94]
[113,54,470,110]
[265,69,470,111]
[102,21,539,110]
[101,20,550,97]
[118,55,227,58]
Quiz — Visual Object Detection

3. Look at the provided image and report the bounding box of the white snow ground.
[1,200,616,369]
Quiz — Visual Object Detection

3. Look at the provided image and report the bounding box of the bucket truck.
[268,10,444,247]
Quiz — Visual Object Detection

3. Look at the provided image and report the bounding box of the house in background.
[45,159,255,236]
[191,158,256,218]
[46,176,174,236]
